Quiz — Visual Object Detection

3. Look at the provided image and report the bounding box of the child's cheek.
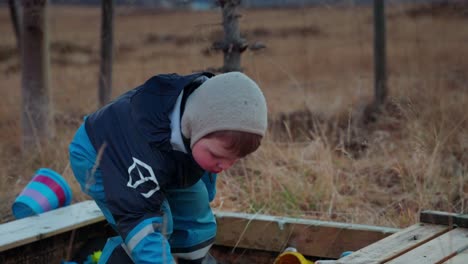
[194,153,211,171]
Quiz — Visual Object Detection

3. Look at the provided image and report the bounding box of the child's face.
[192,136,239,173]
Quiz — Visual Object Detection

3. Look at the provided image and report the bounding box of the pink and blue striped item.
[12,168,73,219]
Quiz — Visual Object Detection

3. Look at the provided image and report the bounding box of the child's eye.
[210,152,222,159]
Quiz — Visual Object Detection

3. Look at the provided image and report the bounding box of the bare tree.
[373,0,387,109]
[8,0,22,52]
[21,0,53,152]
[364,0,388,122]
[216,0,248,72]
[98,0,114,107]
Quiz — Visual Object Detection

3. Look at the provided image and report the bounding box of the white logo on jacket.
[127,157,160,198]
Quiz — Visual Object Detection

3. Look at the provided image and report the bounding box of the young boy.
[69,71,268,263]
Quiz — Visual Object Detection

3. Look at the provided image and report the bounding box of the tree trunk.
[8,0,22,52]
[98,0,114,107]
[21,0,53,152]
[373,0,387,108]
[218,0,247,72]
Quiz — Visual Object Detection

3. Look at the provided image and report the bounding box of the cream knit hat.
[181,72,268,148]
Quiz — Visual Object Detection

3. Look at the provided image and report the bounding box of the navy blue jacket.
[84,72,214,263]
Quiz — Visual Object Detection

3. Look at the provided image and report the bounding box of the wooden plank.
[1,221,114,264]
[386,228,468,264]
[336,223,450,264]
[444,246,468,264]
[420,211,468,228]
[0,200,104,252]
[420,211,457,226]
[1,201,399,259]
[214,211,399,259]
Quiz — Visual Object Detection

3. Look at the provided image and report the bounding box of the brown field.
[0,3,467,228]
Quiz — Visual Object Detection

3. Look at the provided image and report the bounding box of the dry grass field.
[0,3,467,228]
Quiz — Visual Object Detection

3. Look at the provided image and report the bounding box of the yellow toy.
[274,247,314,264]
[90,251,102,263]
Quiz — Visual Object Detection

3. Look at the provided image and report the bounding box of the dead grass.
[0,3,467,227]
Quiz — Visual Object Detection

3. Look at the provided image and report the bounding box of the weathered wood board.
[0,200,105,252]
[338,211,468,264]
[215,211,399,259]
[444,247,468,264]
[336,223,449,263]
[420,210,468,228]
[0,200,400,263]
[386,228,468,264]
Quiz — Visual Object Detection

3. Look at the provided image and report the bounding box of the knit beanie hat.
[181,72,268,148]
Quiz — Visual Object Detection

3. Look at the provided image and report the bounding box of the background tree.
[20,0,53,152]
[216,0,248,72]
[373,0,387,111]
[8,0,22,52]
[364,0,387,122]
[98,0,114,107]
